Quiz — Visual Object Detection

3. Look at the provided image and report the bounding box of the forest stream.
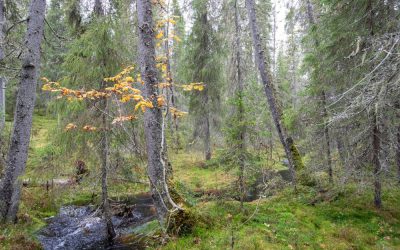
[37,193,156,250]
[36,168,291,250]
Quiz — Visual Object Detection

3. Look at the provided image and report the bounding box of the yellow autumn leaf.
[65,123,77,131]
[134,100,153,112]
[133,95,143,101]
[83,125,97,132]
[125,76,134,83]
[121,95,131,103]
[42,84,52,91]
[131,88,141,94]
[155,31,164,40]
[157,96,166,107]
[161,64,167,72]
[112,115,136,124]
[193,85,204,91]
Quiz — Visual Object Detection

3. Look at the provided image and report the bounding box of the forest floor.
[0,115,400,249]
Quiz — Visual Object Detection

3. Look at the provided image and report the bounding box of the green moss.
[167,208,200,236]
[287,137,304,171]
[161,187,400,249]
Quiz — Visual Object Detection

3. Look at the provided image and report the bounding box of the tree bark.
[0,0,5,131]
[245,0,297,185]
[93,0,116,239]
[137,0,182,225]
[336,136,347,170]
[0,0,46,223]
[372,113,382,208]
[100,98,116,240]
[204,100,211,161]
[366,0,382,209]
[201,9,212,161]
[234,0,245,210]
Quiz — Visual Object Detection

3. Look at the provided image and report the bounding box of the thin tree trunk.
[322,94,333,183]
[93,0,116,239]
[372,114,382,208]
[245,0,297,186]
[272,4,276,77]
[397,124,400,184]
[234,0,245,210]
[137,0,182,225]
[336,136,346,168]
[100,98,116,240]
[200,9,212,161]
[304,0,333,184]
[164,19,180,153]
[0,0,5,131]
[367,0,382,209]
[0,0,46,223]
[204,97,211,161]
[171,87,180,153]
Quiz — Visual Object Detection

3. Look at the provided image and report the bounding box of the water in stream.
[37,193,156,250]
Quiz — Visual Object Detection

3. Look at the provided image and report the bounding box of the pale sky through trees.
[45,0,289,47]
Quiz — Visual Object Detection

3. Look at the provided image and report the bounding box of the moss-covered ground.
[161,187,400,250]
[1,114,400,249]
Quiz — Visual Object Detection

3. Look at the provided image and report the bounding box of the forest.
[0,0,399,249]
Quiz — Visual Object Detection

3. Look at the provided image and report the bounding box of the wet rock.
[38,194,156,250]
[38,206,109,250]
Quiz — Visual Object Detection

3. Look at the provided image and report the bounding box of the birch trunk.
[245,0,297,185]
[0,0,46,222]
[137,0,182,225]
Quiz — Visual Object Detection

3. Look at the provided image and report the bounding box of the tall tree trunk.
[201,9,212,161]
[100,97,116,240]
[245,0,298,185]
[367,0,382,209]
[0,0,46,223]
[234,0,246,210]
[93,0,116,239]
[304,0,333,184]
[137,0,182,225]
[0,0,5,131]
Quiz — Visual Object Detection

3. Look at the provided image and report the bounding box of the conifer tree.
[184,0,222,160]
